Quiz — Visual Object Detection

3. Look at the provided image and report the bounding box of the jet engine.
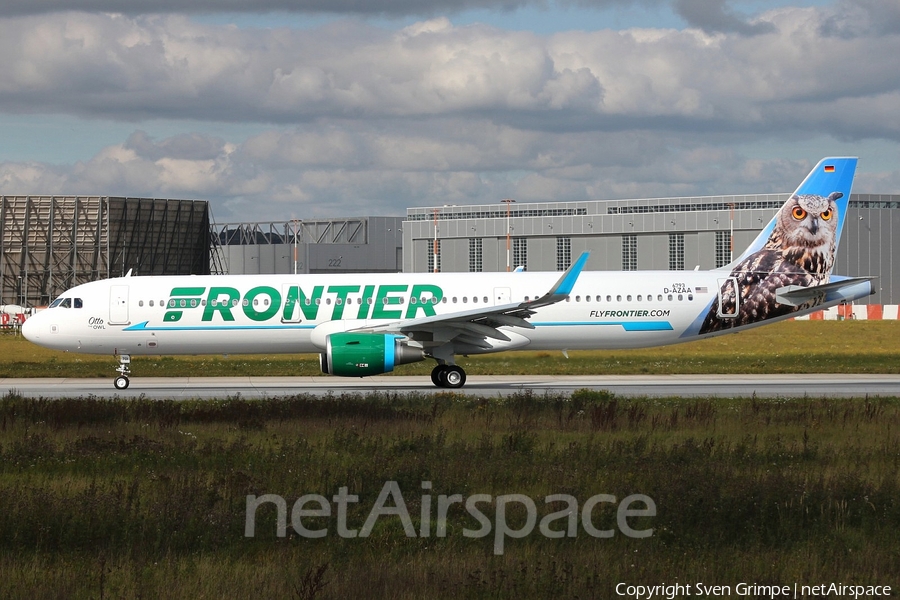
[319,332,425,377]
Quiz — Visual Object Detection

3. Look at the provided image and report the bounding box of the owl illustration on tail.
[700,191,843,333]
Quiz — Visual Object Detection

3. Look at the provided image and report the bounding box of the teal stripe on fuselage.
[532,321,673,331]
[122,320,673,333]
[123,321,315,332]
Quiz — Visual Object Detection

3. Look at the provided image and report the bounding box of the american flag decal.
[695,286,708,293]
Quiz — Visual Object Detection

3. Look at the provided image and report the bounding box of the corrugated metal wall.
[1,196,209,306]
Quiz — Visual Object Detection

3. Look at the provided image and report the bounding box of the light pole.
[292,219,300,275]
[501,198,516,272]
[728,203,734,263]
[432,208,440,273]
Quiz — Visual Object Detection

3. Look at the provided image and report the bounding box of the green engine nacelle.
[320,332,425,377]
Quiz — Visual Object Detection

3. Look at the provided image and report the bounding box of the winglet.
[527,251,589,308]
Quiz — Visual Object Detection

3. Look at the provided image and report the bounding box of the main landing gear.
[114,354,131,390]
[430,364,466,389]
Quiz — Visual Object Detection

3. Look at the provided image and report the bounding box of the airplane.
[22,157,874,390]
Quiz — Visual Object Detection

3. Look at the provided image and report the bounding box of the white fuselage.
[20,269,847,357]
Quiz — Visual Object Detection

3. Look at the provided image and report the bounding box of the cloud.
[820,0,900,37]
[0,3,897,220]
[0,8,896,139]
[0,0,635,18]
[673,0,775,35]
[0,121,882,222]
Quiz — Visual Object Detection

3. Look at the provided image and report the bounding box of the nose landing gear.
[114,354,131,390]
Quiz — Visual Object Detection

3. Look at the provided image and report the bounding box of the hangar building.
[5,191,898,309]
[213,217,403,275]
[1,196,209,308]
[403,193,900,305]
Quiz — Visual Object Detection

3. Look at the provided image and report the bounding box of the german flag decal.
[824,165,835,172]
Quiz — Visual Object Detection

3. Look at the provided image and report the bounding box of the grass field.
[1,390,899,598]
[2,319,900,378]
[2,321,898,598]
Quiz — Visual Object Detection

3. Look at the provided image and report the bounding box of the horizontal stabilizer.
[775,277,875,307]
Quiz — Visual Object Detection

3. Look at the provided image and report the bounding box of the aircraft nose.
[21,313,38,342]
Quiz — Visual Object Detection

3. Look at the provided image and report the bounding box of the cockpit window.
[49,297,82,308]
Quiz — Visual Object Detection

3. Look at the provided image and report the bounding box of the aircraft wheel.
[443,366,466,389]
[114,376,130,390]
[431,365,447,387]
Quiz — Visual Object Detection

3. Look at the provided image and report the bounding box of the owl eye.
[792,206,807,220]
[821,209,833,221]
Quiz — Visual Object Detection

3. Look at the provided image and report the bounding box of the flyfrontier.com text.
[244,481,656,555]
[616,582,893,600]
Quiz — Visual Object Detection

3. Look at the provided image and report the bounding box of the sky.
[0,0,898,222]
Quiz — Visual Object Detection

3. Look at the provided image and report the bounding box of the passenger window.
[139,300,144,307]
[636,295,642,301]
[149,300,154,307]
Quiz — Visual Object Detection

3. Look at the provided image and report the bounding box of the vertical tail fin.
[696,157,861,335]
[729,157,857,269]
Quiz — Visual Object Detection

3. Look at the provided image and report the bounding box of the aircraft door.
[109,285,130,325]
[281,284,302,323]
[716,277,739,318]
[493,287,511,305]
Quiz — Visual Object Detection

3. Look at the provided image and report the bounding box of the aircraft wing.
[775,276,875,307]
[358,252,589,347]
